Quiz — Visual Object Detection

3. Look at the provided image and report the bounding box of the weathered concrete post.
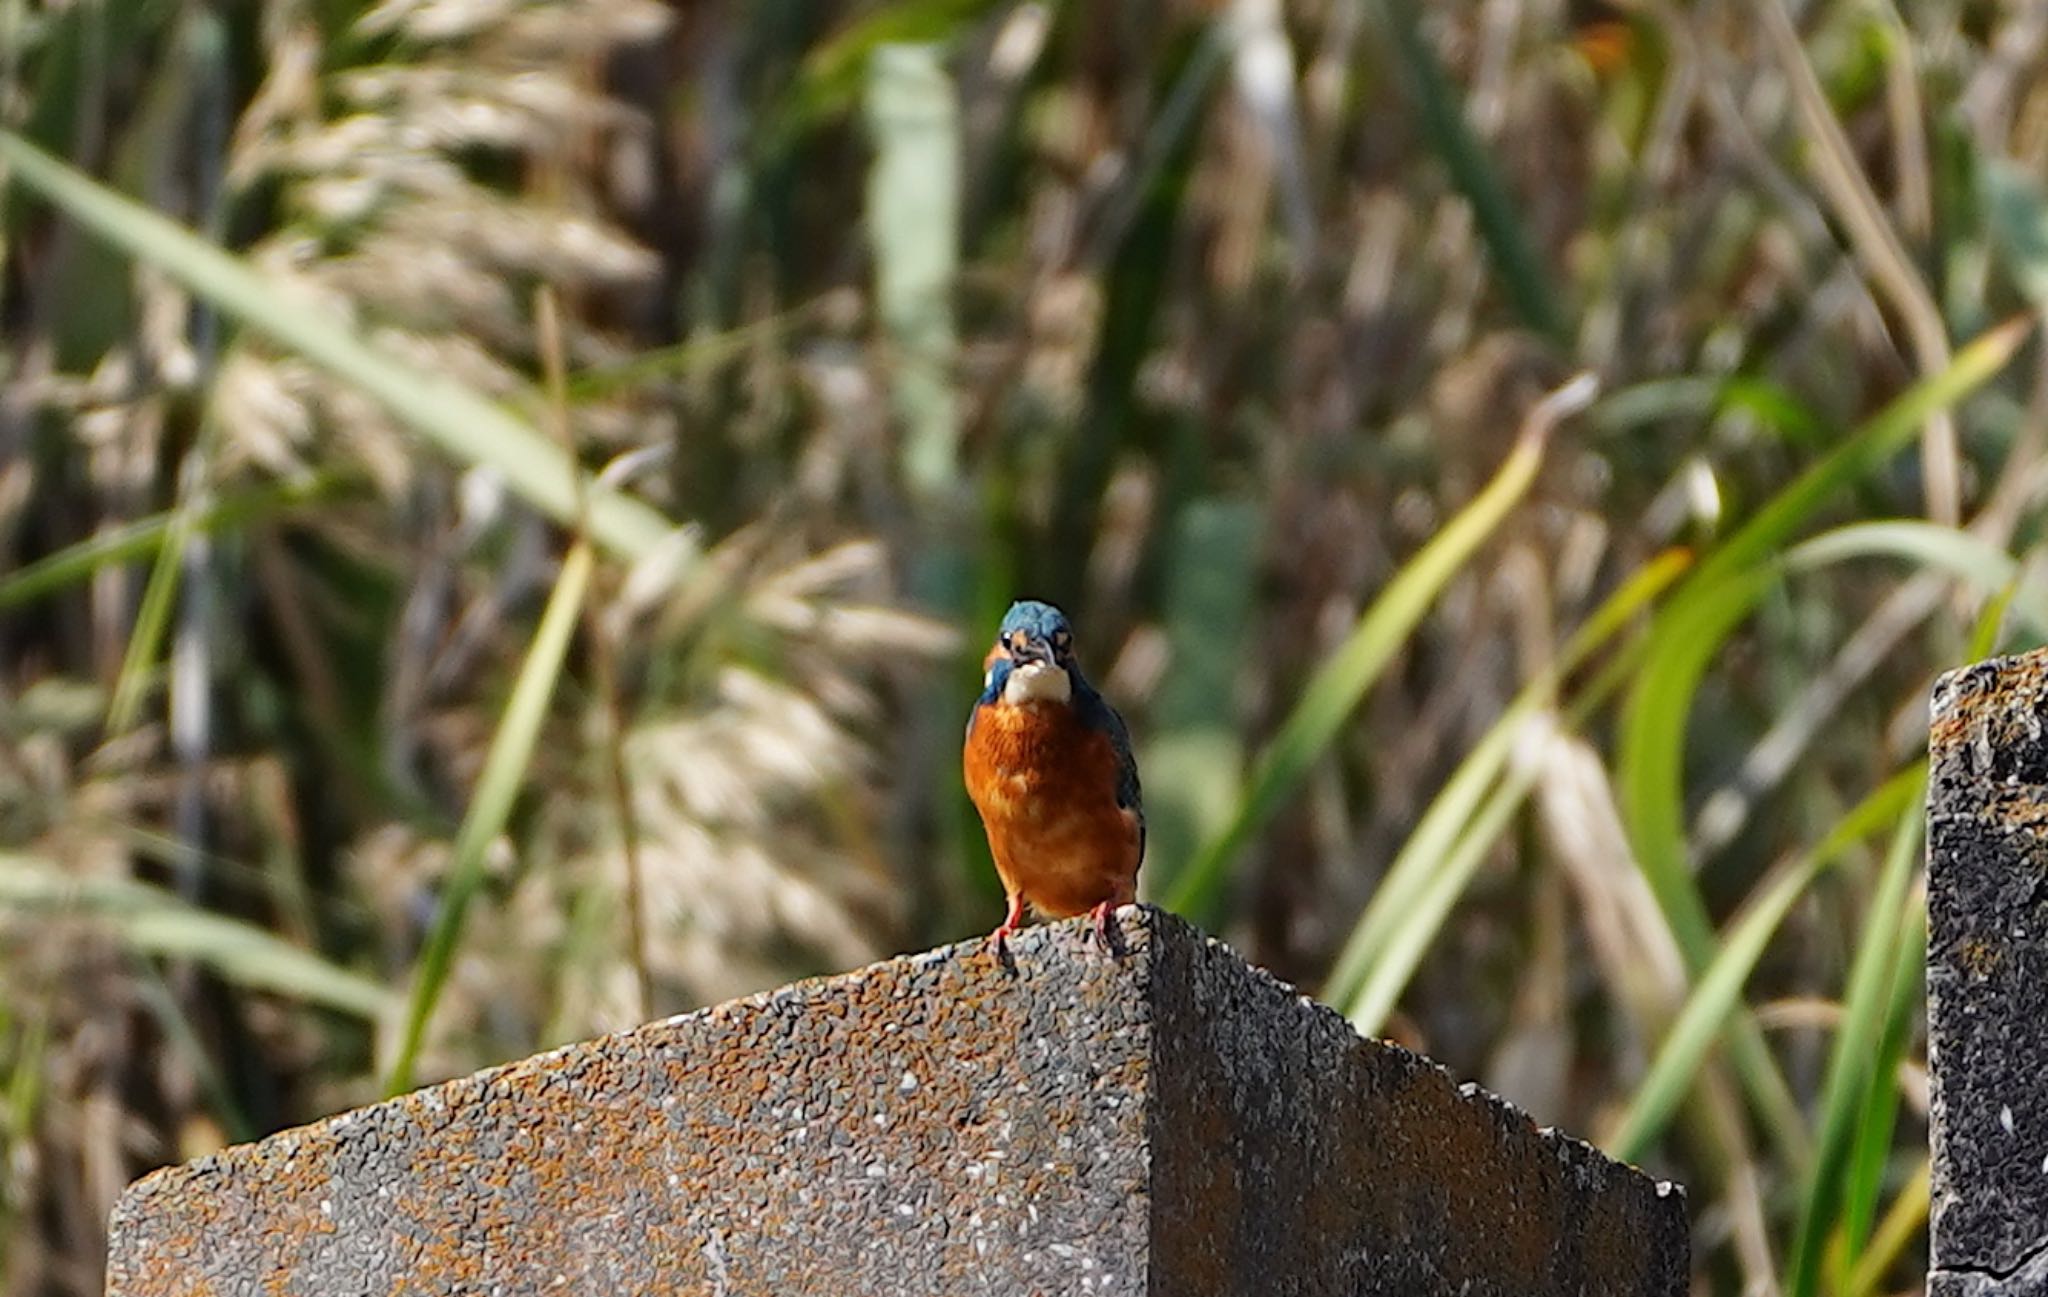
[108,905,1686,1296]
[1931,648,2048,1294]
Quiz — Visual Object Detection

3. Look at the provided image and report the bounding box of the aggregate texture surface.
[109,905,1685,1296]
[1931,648,2048,1294]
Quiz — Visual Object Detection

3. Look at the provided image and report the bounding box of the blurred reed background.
[3,0,2047,1291]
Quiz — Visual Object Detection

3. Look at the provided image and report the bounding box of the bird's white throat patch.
[1001,660,1072,706]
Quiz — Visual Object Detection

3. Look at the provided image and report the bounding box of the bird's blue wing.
[1081,687,1145,864]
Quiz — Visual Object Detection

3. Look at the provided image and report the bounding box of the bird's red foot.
[986,893,1025,961]
[984,922,1018,961]
[1091,900,1123,953]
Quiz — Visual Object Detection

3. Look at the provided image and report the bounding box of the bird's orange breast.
[964,699,1140,918]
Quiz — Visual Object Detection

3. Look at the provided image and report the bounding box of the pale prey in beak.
[1002,658,1072,706]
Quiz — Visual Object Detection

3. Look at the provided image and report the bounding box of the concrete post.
[108,905,1686,1296]
[1931,648,2048,1294]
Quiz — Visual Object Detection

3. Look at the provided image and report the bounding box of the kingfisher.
[963,600,1144,957]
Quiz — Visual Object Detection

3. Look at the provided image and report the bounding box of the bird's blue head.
[981,599,1081,707]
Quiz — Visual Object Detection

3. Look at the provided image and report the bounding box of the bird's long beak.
[1010,634,1054,667]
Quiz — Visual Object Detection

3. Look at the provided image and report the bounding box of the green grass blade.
[383,541,595,1096]
[0,471,356,611]
[1615,513,2007,1167]
[1968,581,2020,665]
[1334,631,1663,1036]
[1784,801,1924,1297]
[0,856,390,1019]
[1695,319,2029,588]
[1838,890,1926,1279]
[778,0,996,144]
[564,304,819,403]
[1845,1153,1930,1297]
[1588,377,1722,433]
[0,130,675,561]
[1592,376,1826,448]
[1623,579,1815,1170]
[1325,702,1526,1006]
[2,997,51,1200]
[1716,377,1831,448]
[1324,548,1691,1009]
[1169,376,1594,919]
[104,488,193,735]
[1619,315,2028,971]
[1383,0,1567,343]
[1606,765,1925,1163]
[1788,521,2048,632]
[866,43,960,498]
[1788,519,2020,576]
[1832,583,1967,1272]
[1608,325,2024,1162]
[106,421,228,736]
[1345,735,1545,1036]
[1619,563,1779,954]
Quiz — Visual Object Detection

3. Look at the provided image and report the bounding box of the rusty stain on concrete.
[108,906,1685,1296]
